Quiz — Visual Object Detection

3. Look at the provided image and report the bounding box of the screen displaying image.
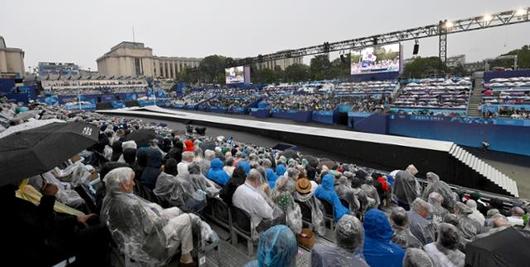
[225,66,245,84]
[351,43,401,75]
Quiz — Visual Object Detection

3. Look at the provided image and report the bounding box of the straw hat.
[296,178,312,194]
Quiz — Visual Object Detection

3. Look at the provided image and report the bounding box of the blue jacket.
[315,174,348,222]
[266,168,278,189]
[275,163,286,176]
[207,158,230,186]
[363,209,405,267]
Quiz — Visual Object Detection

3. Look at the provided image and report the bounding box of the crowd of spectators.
[1,97,529,266]
[481,77,530,119]
[393,78,472,110]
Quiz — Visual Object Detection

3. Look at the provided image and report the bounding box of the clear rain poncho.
[101,167,217,266]
[245,225,298,267]
[393,170,419,207]
[424,223,465,267]
[335,176,361,213]
[293,181,326,235]
[271,176,302,234]
[454,202,482,246]
[403,248,434,267]
[421,172,456,211]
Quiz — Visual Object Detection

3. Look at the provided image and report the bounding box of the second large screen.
[225,66,245,84]
[351,43,401,75]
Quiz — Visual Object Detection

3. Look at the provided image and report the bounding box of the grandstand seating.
[481,77,530,118]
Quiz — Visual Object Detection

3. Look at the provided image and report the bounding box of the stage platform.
[98,106,519,197]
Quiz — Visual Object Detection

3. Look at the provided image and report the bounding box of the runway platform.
[98,106,519,197]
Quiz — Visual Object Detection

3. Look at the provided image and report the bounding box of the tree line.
[174,45,530,84]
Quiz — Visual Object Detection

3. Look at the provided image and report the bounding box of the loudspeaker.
[413,43,419,55]
[340,55,346,64]
[195,127,206,135]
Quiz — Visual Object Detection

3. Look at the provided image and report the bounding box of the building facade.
[38,62,80,78]
[256,57,303,70]
[97,41,202,79]
[0,36,25,78]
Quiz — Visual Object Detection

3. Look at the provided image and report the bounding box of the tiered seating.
[481,77,530,118]
[334,80,397,112]
[392,77,472,115]
[41,77,147,96]
[198,88,261,110]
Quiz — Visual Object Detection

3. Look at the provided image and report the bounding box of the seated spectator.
[422,172,455,211]
[407,198,436,246]
[293,178,326,235]
[207,158,230,186]
[263,159,278,189]
[335,175,361,213]
[311,215,369,267]
[220,165,247,206]
[424,223,465,267]
[232,169,274,236]
[428,192,449,224]
[403,248,434,267]
[187,162,220,196]
[244,225,298,267]
[223,157,236,177]
[390,207,422,249]
[198,149,215,176]
[315,174,349,222]
[454,202,482,245]
[271,176,302,235]
[136,140,162,190]
[101,167,216,266]
[466,199,485,226]
[476,214,511,239]
[507,206,525,227]
[363,208,405,267]
[1,183,108,266]
[177,151,194,175]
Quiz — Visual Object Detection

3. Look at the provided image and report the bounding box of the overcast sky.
[1,0,529,70]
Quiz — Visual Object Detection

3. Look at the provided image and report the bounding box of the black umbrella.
[280,149,299,159]
[126,129,156,146]
[200,141,216,152]
[318,158,338,170]
[466,227,530,267]
[0,121,99,186]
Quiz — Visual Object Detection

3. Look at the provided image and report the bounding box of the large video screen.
[225,66,245,84]
[351,43,401,75]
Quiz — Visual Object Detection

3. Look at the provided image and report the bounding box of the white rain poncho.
[294,183,326,235]
[187,162,220,197]
[428,192,449,225]
[403,248,434,267]
[393,170,419,206]
[422,172,456,210]
[101,167,216,265]
[29,171,85,208]
[335,176,361,213]
[454,202,482,245]
[272,176,302,234]
[424,223,465,267]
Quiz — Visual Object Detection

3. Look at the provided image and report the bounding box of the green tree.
[330,56,351,80]
[310,54,332,80]
[403,57,447,78]
[252,67,282,84]
[283,63,310,82]
[197,55,229,83]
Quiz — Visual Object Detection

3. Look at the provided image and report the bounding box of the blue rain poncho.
[207,158,230,186]
[237,160,251,175]
[265,168,278,189]
[315,174,349,222]
[363,209,405,267]
[275,163,286,176]
[245,225,298,267]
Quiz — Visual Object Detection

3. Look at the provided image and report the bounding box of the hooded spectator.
[207,158,230,186]
[244,225,298,267]
[363,209,405,267]
[407,198,436,246]
[424,223,465,267]
[428,192,449,224]
[403,248,434,267]
[422,172,455,211]
[311,214,369,267]
[390,207,422,249]
[393,170,419,210]
[315,174,349,222]
[466,199,485,226]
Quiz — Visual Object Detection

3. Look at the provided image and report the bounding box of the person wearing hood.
[403,248,434,267]
[421,172,455,211]
[263,159,278,189]
[465,199,485,226]
[187,162,220,197]
[136,140,162,190]
[244,225,298,267]
[424,223,465,267]
[453,202,482,246]
[393,170,419,210]
[237,159,251,175]
[183,139,195,152]
[101,167,217,266]
[407,198,436,246]
[363,208,405,267]
[163,141,183,164]
[390,207,422,249]
[335,176,361,214]
[275,159,287,177]
[207,158,230,186]
[428,192,449,225]
[311,214,369,267]
[315,174,349,222]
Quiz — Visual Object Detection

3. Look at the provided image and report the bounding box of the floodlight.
[483,14,493,22]
[444,21,454,29]
[515,8,526,16]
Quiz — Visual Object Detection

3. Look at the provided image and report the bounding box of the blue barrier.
[312,111,335,124]
[388,114,530,156]
[271,110,313,122]
[347,112,387,134]
[0,78,15,94]
[250,108,271,118]
[390,107,467,116]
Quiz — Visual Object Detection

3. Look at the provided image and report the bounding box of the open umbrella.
[0,119,64,139]
[280,149,299,159]
[302,155,319,168]
[465,227,530,267]
[125,128,156,146]
[0,121,99,186]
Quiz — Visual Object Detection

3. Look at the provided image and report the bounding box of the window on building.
[159,63,163,77]
[134,58,141,76]
[169,63,174,79]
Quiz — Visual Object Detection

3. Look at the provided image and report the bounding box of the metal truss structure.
[234,8,529,66]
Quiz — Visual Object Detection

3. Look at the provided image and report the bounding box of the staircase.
[467,73,484,117]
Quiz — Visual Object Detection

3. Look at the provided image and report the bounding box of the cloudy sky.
[1,0,529,70]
